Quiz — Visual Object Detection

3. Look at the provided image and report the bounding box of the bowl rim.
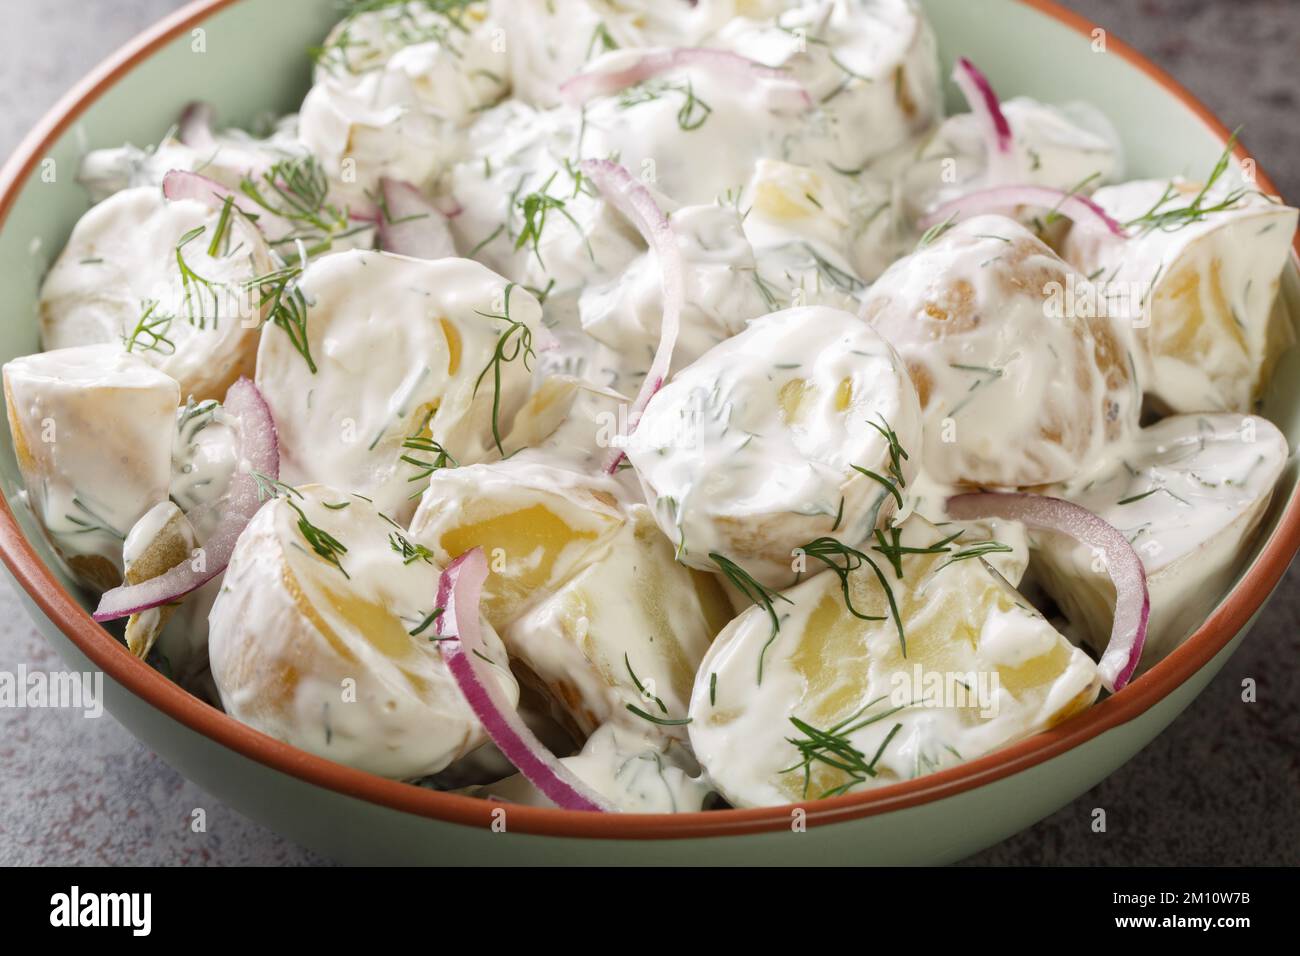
[1,0,1297,842]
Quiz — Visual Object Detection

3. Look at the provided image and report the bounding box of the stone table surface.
[0,0,1296,867]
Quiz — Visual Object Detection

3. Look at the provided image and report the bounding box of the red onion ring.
[162,168,294,237]
[559,47,812,112]
[579,159,683,473]
[435,549,611,811]
[952,58,1013,162]
[93,378,279,622]
[377,178,457,260]
[920,184,1128,237]
[946,492,1149,692]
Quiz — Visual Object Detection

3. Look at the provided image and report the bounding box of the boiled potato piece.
[3,345,179,590]
[121,501,196,658]
[208,484,518,779]
[1064,180,1298,414]
[1033,413,1288,667]
[689,516,1101,808]
[742,158,874,310]
[301,1,508,207]
[904,97,1121,226]
[496,0,759,108]
[255,252,542,522]
[580,203,770,372]
[447,100,644,307]
[409,459,627,629]
[862,215,1137,488]
[715,0,941,172]
[628,305,922,586]
[39,186,272,402]
[477,723,710,813]
[503,504,732,743]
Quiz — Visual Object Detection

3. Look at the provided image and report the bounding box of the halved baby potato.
[256,252,543,522]
[689,515,1101,808]
[208,484,518,780]
[1033,413,1288,667]
[862,215,1137,488]
[39,186,272,402]
[1064,181,1298,414]
[3,344,179,590]
[628,305,923,586]
[408,458,627,630]
[503,504,733,743]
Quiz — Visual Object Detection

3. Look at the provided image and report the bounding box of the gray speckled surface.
[0,0,1296,866]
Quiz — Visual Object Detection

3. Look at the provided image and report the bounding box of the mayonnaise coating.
[477,722,711,813]
[628,305,922,586]
[861,215,1137,488]
[1063,180,1298,414]
[1033,413,1288,667]
[3,345,179,590]
[255,251,543,521]
[689,515,1100,808]
[208,484,518,779]
[39,186,273,402]
[409,458,627,629]
[502,503,732,742]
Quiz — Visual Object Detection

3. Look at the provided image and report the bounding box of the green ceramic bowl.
[1,0,1296,864]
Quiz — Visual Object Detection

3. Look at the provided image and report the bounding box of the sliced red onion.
[435,549,611,812]
[580,159,683,473]
[177,102,218,154]
[560,47,811,112]
[952,58,1013,167]
[920,184,1128,237]
[162,168,294,237]
[377,178,457,260]
[946,492,1149,692]
[93,378,279,622]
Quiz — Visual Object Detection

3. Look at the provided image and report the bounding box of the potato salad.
[6,0,1295,813]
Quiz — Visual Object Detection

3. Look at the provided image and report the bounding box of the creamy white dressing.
[1064,179,1298,414]
[208,484,518,779]
[628,305,922,585]
[1033,413,1289,666]
[39,187,273,402]
[9,0,1297,812]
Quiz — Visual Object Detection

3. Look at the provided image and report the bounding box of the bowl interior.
[0,0,1296,825]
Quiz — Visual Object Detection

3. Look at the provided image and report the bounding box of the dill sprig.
[852,415,910,508]
[617,78,713,131]
[798,537,885,622]
[389,530,435,565]
[246,262,317,373]
[625,704,693,727]
[781,695,909,799]
[624,653,667,714]
[473,283,535,454]
[251,469,303,502]
[513,170,593,268]
[175,226,223,329]
[239,155,366,257]
[286,498,349,578]
[935,539,1014,571]
[124,299,178,355]
[917,213,957,249]
[1125,131,1251,236]
[409,605,445,637]
[709,552,793,684]
[871,526,964,579]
